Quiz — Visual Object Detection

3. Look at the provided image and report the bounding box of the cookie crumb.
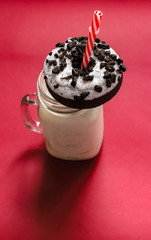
[54,84,59,89]
[52,66,61,74]
[83,75,94,81]
[119,64,127,72]
[94,85,102,92]
[56,42,65,47]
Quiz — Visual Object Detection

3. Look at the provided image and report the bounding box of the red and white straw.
[81,10,103,70]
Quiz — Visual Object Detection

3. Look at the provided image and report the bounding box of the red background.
[0,0,151,239]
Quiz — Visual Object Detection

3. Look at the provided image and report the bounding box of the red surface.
[0,0,151,239]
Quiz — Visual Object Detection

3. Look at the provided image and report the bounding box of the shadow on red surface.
[10,142,103,226]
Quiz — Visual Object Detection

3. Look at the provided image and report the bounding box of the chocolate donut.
[43,37,126,109]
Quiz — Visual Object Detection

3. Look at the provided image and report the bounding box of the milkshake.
[21,36,126,160]
[37,71,103,160]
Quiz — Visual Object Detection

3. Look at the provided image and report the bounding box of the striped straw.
[81,10,103,70]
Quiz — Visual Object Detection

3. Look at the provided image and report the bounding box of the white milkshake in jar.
[37,73,103,160]
[36,36,126,160]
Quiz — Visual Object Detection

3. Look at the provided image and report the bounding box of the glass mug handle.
[21,93,42,133]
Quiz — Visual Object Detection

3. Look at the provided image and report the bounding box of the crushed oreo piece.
[105,51,110,55]
[93,44,97,50]
[97,43,102,49]
[106,79,112,88]
[78,69,87,76]
[46,59,57,66]
[110,54,117,60]
[54,53,58,58]
[60,63,67,71]
[98,42,110,49]
[76,37,83,41]
[119,64,127,72]
[100,49,106,57]
[94,85,102,92]
[60,58,67,68]
[47,60,55,65]
[104,56,113,62]
[49,52,52,56]
[118,76,122,82]
[93,49,100,57]
[58,53,66,59]
[53,60,57,66]
[68,42,84,68]
[72,61,80,68]
[116,69,123,74]
[72,68,79,76]
[98,53,104,61]
[111,74,116,83]
[101,43,110,49]
[109,61,115,65]
[56,42,65,47]
[75,56,82,62]
[71,50,78,57]
[67,41,76,50]
[71,43,83,67]
[105,65,115,72]
[88,57,96,67]
[66,54,72,59]
[117,58,123,64]
[52,66,61,74]
[76,46,83,55]
[81,91,90,99]
[104,72,111,79]
[58,48,66,53]
[83,75,94,81]
[61,75,72,80]
[100,62,106,69]
[71,78,77,88]
[44,75,47,80]
[95,38,100,43]
[61,57,66,63]
[81,40,87,46]
[77,43,85,52]
[81,41,87,46]
[54,84,59,89]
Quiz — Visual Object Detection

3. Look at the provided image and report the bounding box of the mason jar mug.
[21,71,104,160]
